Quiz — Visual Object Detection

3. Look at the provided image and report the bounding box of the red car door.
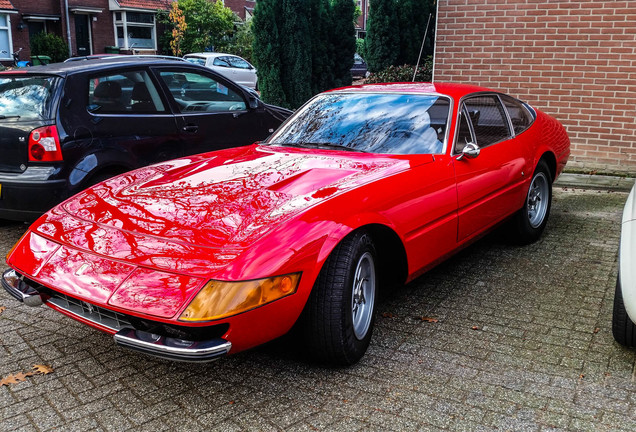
[453,95,532,242]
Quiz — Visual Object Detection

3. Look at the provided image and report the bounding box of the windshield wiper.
[270,142,368,153]
[0,115,21,119]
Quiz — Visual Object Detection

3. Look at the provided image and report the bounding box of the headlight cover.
[179,273,301,322]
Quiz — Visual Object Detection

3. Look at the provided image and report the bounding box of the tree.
[308,0,333,95]
[397,0,436,65]
[169,2,187,56]
[365,0,400,73]
[280,0,313,108]
[217,21,255,63]
[252,0,287,107]
[252,0,358,108]
[173,0,235,54]
[330,0,356,88]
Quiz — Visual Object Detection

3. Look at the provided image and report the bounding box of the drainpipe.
[64,0,72,57]
[431,0,439,82]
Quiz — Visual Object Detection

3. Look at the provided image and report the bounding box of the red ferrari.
[3,83,570,365]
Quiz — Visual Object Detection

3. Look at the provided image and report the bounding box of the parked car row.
[2,81,577,365]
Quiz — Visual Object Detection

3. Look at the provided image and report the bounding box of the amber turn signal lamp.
[179,273,301,322]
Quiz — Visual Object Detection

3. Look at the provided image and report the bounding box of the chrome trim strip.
[114,328,231,363]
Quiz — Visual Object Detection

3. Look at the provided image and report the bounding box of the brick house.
[224,0,255,21]
[0,0,253,66]
[433,0,636,174]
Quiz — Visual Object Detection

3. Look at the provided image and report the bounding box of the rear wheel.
[513,160,552,244]
[612,275,636,347]
[301,230,377,366]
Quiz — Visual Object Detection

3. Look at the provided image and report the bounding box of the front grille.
[48,293,132,332]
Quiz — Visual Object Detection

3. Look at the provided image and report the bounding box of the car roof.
[329,82,500,99]
[0,57,192,76]
[184,53,235,59]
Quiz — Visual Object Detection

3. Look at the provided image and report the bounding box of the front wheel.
[513,160,552,244]
[301,230,378,366]
[612,275,636,347]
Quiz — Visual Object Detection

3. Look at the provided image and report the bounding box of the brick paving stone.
[0,187,635,431]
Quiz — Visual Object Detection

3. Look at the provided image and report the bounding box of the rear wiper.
[0,115,21,119]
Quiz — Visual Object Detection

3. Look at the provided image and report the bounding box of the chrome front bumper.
[2,268,232,362]
[2,268,45,306]
[114,329,232,362]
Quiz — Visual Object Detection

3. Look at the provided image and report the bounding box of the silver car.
[613,182,636,347]
[184,53,258,89]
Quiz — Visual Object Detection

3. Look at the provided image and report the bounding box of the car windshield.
[267,92,450,154]
[0,76,58,120]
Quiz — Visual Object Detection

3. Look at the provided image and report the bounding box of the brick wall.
[434,0,636,174]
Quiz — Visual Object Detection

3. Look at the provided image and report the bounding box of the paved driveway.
[1,187,635,431]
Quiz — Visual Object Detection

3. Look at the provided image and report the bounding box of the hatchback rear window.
[0,75,58,120]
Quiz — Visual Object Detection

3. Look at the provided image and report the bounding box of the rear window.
[184,57,206,67]
[0,75,58,120]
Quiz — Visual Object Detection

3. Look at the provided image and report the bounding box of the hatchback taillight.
[28,125,63,162]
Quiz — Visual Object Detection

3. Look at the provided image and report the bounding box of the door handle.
[182,124,198,133]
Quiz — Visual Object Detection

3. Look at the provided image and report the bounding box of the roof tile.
[0,0,16,10]
[116,0,171,10]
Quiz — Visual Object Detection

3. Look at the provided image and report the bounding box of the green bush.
[30,32,69,63]
[217,21,254,63]
[356,38,366,60]
[365,58,433,84]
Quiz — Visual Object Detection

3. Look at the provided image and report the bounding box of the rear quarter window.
[0,76,58,120]
[500,94,535,135]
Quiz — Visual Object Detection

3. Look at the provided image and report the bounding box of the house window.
[0,14,12,60]
[114,11,156,50]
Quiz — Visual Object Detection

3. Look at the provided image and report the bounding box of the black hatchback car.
[0,58,291,221]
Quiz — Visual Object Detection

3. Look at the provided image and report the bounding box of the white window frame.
[113,10,157,51]
[0,13,15,61]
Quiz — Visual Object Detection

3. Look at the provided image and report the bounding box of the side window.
[500,94,535,135]
[462,95,511,147]
[213,57,230,67]
[227,56,251,69]
[455,106,475,154]
[88,70,165,114]
[158,70,246,113]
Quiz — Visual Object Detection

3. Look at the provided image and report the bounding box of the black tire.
[612,274,636,347]
[513,159,552,244]
[300,230,378,366]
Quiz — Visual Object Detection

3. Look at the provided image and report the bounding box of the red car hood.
[32,145,419,276]
[65,145,411,244]
[13,145,428,319]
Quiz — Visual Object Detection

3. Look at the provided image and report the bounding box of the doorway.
[74,14,91,56]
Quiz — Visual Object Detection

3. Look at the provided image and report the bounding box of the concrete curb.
[555,173,635,192]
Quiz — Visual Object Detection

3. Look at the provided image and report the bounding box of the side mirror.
[248,95,260,110]
[457,142,480,160]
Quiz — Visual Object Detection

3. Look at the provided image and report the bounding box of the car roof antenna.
[412,13,433,83]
